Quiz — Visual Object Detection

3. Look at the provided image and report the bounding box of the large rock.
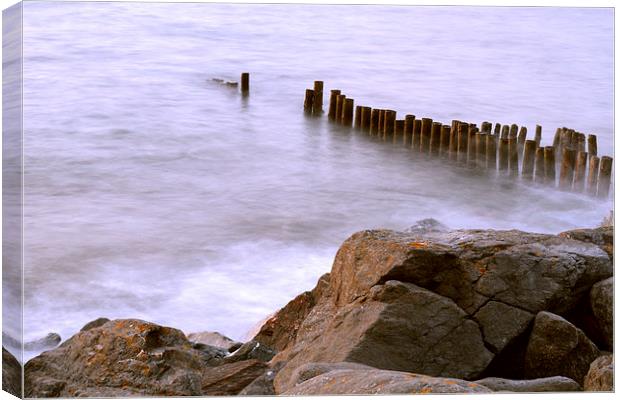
[475,376,581,392]
[584,354,613,391]
[590,278,613,350]
[283,369,492,395]
[2,347,21,398]
[80,317,111,332]
[560,226,613,260]
[187,331,241,353]
[473,301,533,353]
[286,362,376,388]
[24,319,264,397]
[524,311,600,385]
[222,340,275,364]
[272,281,493,393]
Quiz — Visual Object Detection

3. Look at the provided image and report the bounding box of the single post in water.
[598,156,613,199]
[535,125,542,147]
[241,72,250,94]
[430,121,442,156]
[587,155,600,196]
[336,94,346,124]
[383,110,396,141]
[544,146,556,186]
[361,106,372,131]
[534,147,545,183]
[521,140,536,180]
[393,119,405,144]
[354,105,363,128]
[486,134,497,171]
[559,148,576,190]
[573,151,588,192]
[440,125,451,157]
[304,89,314,114]
[588,134,598,156]
[328,89,341,121]
[370,109,380,135]
[312,80,323,115]
[457,122,469,163]
[412,119,422,150]
[403,115,415,146]
[343,98,354,126]
[420,118,433,153]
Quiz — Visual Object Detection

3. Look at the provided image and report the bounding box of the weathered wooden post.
[499,138,509,172]
[588,134,598,156]
[403,115,415,146]
[430,122,442,156]
[393,119,405,144]
[241,72,250,94]
[535,125,542,147]
[370,109,380,135]
[521,140,536,180]
[342,98,354,126]
[383,110,396,141]
[440,125,451,157]
[553,127,561,149]
[328,89,341,121]
[517,126,527,155]
[467,125,478,167]
[449,121,459,160]
[458,123,469,163]
[412,119,422,150]
[312,80,323,115]
[544,146,556,186]
[361,106,372,131]
[534,147,545,183]
[354,105,363,128]
[501,125,509,139]
[420,118,433,153]
[598,156,613,199]
[573,151,588,192]
[509,124,518,139]
[494,123,501,137]
[559,148,576,190]
[576,133,586,154]
[304,89,314,114]
[508,137,519,176]
[486,134,497,170]
[336,94,346,124]
[378,109,385,135]
[587,155,600,196]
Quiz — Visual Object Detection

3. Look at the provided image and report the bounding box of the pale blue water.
[12,2,615,358]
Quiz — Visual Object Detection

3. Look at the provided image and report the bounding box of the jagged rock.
[560,226,613,260]
[287,362,376,388]
[272,281,493,393]
[201,359,267,395]
[253,273,330,352]
[524,311,600,385]
[584,354,613,391]
[475,376,581,392]
[2,347,21,397]
[283,369,492,395]
[473,301,533,353]
[223,340,275,364]
[187,331,241,352]
[237,362,286,396]
[590,278,613,349]
[80,317,111,332]
[190,343,228,366]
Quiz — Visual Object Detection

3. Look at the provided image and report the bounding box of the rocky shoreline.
[4,221,614,396]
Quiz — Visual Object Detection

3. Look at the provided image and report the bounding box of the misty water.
[13,2,613,359]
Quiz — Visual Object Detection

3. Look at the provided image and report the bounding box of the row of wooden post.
[302,81,613,199]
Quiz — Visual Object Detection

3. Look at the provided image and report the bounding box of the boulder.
[201,359,267,395]
[584,354,613,391]
[560,226,613,260]
[223,340,275,364]
[80,317,111,332]
[283,369,492,395]
[475,376,581,392]
[237,361,285,396]
[287,362,376,388]
[24,333,62,352]
[187,331,241,352]
[189,343,228,366]
[590,278,613,349]
[272,281,493,393]
[2,347,21,398]
[524,311,600,384]
[473,301,533,353]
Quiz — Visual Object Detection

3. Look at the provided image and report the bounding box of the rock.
[473,301,533,353]
[4,331,62,352]
[590,278,613,349]
[187,331,241,352]
[2,347,22,397]
[253,273,330,352]
[584,354,613,391]
[404,218,449,233]
[201,359,267,395]
[272,281,493,393]
[475,376,581,392]
[560,226,613,260]
[287,362,376,388]
[524,311,600,385]
[80,317,110,331]
[283,369,492,395]
[223,340,275,364]
[238,362,286,396]
[24,319,251,397]
[190,343,228,366]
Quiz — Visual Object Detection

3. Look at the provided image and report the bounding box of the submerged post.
[403,115,415,146]
[312,80,323,115]
[328,89,341,121]
[241,72,250,94]
[458,123,469,164]
[544,146,556,186]
[521,140,536,180]
[393,120,405,144]
[370,109,380,135]
[598,156,613,199]
[534,147,545,183]
[378,110,385,136]
[508,137,519,176]
[336,94,346,124]
[412,119,422,150]
[303,89,314,114]
[449,121,459,160]
[383,110,396,141]
[573,151,588,192]
[587,156,600,196]
[517,126,527,155]
[588,134,598,156]
[361,106,372,131]
[343,98,354,126]
[430,122,442,156]
[559,148,576,190]
[535,125,542,147]
[498,138,509,172]
[420,118,433,153]
[486,134,497,170]
[354,105,363,128]
[440,125,451,157]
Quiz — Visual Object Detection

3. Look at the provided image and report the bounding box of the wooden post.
[430,121,442,156]
[587,155,600,196]
[403,115,415,146]
[383,110,396,140]
[312,80,323,115]
[241,72,249,93]
[552,127,561,149]
[521,140,536,180]
[304,89,314,114]
[501,125,509,139]
[544,146,556,186]
[457,122,469,163]
[517,126,527,155]
[354,105,363,128]
[576,133,586,154]
[370,109,380,135]
[378,109,385,135]
[328,90,341,121]
[420,118,433,153]
[486,134,497,170]
[573,151,588,192]
[535,125,542,147]
[467,125,478,167]
[361,106,372,131]
[559,148,576,190]
[598,156,613,199]
[494,123,501,137]
[588,134,598,156]
[412,119,422,150]
[342,98,354,126]
[534,147,545,183]
[509,124,518,139]
[499,138,509,172]
[508,137,519,176]
[393,119,405,144]
[440,125,451,157]
[449,121,459,160]
[336,94,346,124]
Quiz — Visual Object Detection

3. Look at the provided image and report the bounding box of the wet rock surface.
[590,277,613,350]
[583,354,613,391]
[2,347,22,398]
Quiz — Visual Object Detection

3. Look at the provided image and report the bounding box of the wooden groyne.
[304,81,614,199]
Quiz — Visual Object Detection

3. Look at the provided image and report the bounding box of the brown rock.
[287,362,376,388]
[80,317,110,332]
[524,311,600,385]
[201,359,267,395]
[475,376,581,392]
[187,331,240,352]
[2,347,22,398]
[590,278,613,350]
[473,301,533,353]
[584,354,613,391]
[560,226,613,260]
